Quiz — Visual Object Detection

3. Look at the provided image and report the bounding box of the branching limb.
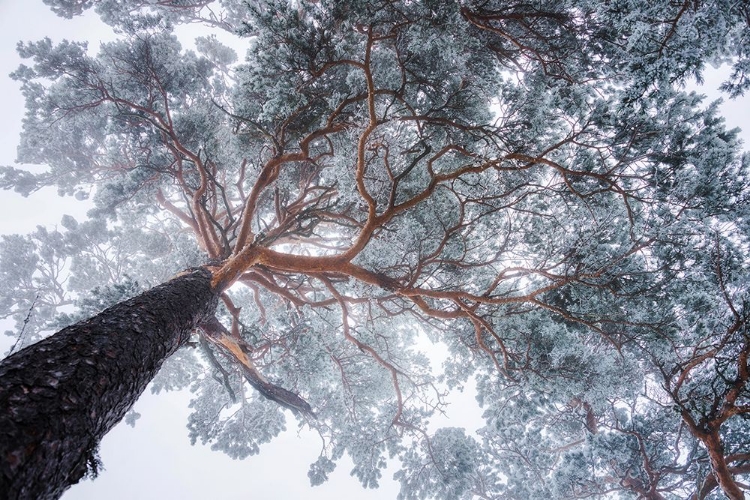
[198,335,237,403]
[199,315,315,418]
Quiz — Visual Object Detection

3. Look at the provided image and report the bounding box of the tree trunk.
[703,430,747,500]
[0,268,218,500]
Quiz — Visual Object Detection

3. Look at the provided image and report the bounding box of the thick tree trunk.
[0,268,218,500]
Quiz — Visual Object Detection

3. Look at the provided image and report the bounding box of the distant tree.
[1,0,750,498]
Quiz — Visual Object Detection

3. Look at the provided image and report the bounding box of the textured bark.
[0,268,218,500]
[703,430,746,500]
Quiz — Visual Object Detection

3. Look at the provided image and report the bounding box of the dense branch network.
[4,0,750,497]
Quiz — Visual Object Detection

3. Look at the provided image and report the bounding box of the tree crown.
[3,0,750,498]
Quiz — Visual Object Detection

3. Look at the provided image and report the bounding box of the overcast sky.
[0,1,748,499]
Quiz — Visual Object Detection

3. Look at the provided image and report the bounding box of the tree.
[0,269,217,499]
[1,0,749,498]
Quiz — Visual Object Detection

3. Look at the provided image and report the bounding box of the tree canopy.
[2,0,750,498]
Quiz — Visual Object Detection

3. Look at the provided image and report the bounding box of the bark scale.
[0,268,218,500]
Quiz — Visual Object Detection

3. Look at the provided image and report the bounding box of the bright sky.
[0,1,748,499]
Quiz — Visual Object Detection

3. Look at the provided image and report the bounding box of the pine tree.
[1,1,749,498]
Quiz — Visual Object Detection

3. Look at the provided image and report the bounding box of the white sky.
[0,1,748,499]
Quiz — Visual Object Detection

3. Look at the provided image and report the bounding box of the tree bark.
[0,268,218,500]
[703,430,747,500]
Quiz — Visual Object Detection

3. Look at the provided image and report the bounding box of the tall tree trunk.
[0,268,218,500]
